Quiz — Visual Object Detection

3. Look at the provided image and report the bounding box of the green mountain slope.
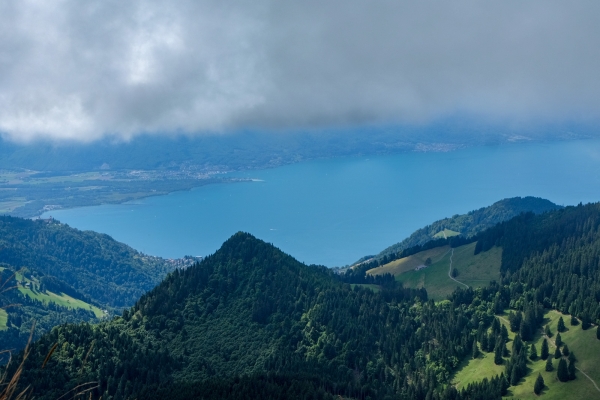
[0,216,174,308]
[13,233,505,400]
[0,215,177,353]
[374,196,560,262]
[368,242,502,300]
[10,202,600,400]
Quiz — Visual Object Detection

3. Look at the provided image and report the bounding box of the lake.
[43,139,600,267]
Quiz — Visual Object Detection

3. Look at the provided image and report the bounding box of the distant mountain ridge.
[374,196,561,262]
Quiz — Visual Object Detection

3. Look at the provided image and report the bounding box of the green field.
[367,245,452,276]
[433,228,461,239]
[452,310,600,399]
[0,309,7,330]
[370,242,502,300]
[7,269,104,318]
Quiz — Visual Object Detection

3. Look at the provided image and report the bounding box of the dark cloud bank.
[1,0,599,142]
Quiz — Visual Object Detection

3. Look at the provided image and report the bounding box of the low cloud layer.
[1,1,599,142]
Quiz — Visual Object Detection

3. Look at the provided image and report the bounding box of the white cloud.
[0,0,599,142]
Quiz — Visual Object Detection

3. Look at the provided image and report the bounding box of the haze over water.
[44,139,600,267]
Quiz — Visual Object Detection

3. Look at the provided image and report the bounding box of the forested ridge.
[0,216,174,308]
[0,215,176,354]
[8,202,600,399]
[375,196,560,262]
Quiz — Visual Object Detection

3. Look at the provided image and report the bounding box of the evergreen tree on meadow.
[540,339,549,360]
[472,339,479,359]
[494,342,503,365]
[557,358,569,382]
[544,324,552,338]
[501,325,509,342]
[555,332,562,347]
[557,316,566,332]
[554,347,562,359]
[534,373,545,395]
[568,359,577,381]
[562,344,570,357]
[529,343,538,360]
[581,314,591,330]
[570,315,578,326]
[545,357,553,371]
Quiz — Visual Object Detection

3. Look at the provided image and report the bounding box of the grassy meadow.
[369,242,502,300]
[452,310,600,399]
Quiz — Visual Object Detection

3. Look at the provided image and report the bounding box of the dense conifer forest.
[6,202,600,399]
[0,216,177,353]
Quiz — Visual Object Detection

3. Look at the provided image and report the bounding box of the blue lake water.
[43,139,600,267]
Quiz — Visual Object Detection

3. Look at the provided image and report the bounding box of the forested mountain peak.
[375,196,561,261]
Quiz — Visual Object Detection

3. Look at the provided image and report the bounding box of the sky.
[1,1,599,142]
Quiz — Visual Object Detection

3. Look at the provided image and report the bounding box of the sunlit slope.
[453,310,600,399]
[433,228,460,239]
[367,242,502,300]
[1,267,104,318]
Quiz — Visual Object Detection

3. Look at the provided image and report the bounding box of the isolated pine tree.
[558,316,566,332]
[534,373,545,395]
[554,347,562,359]
[555,332,562,347]
[529,343,537,360]
[557,358,569,382]
[581,314,591,330]
[570,315,578,326]
[472,339,479,359]
[562,344,570,357]
[540,339,549,360]
[568,360,576,380]
[545,357,553,371]
[544,324,552,338]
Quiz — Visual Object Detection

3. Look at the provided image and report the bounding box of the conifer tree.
[481,333,488,353]
[494,342,503,365]
[554,347,562,359]
[529,343,537,360]
[557,316,566,332]
[570,315,578,326]
[501,325,509,341]
[500,373,509,396]
[540,339,549,360]
[562,344,570,357]
[555,332,562,347]
[544,324,552,338]
[510,368,520,386]
[472,339,479,359]
[534,373,544,395]
[568,360,576,380]
[545,357,553,371]
[557,359,569,382]
[581,314,591,330]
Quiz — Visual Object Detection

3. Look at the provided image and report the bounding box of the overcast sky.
[1,1,599,142]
